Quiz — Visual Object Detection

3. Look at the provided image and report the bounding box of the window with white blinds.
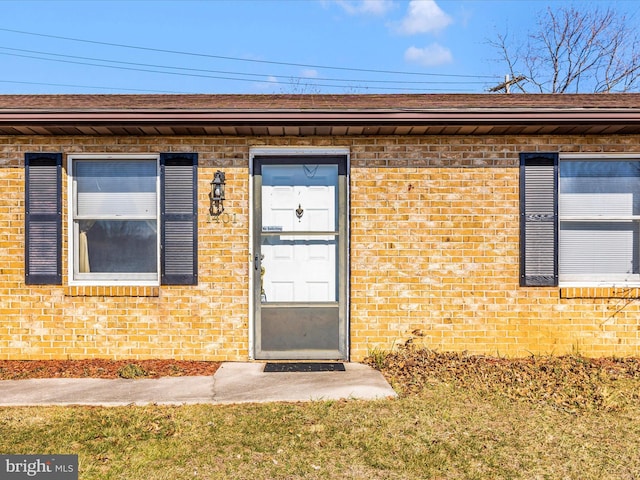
[559,159,640,284]
[70,156,160,284]
[75,160,157,218]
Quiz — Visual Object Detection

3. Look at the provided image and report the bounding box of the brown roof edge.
[0,109,638,126]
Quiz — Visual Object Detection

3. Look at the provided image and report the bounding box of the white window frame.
[559,153,640,287]
[67,154,161,286]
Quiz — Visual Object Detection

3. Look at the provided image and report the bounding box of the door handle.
[254,254,260,271]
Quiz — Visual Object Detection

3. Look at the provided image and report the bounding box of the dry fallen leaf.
[365,346,640,412]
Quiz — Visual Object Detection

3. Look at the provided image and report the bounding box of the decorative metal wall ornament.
[296,204,304,221]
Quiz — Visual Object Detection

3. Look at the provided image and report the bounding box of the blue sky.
[0,0,637,94]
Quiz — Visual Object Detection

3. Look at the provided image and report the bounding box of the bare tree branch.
[487,31,528,92]
[489,6,640,93]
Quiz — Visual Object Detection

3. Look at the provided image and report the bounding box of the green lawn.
[3,380,640,479]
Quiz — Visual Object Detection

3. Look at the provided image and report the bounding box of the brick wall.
[1,134,640,361]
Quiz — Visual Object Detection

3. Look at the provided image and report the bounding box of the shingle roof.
[1,93,640,109]
[1,93,640,136]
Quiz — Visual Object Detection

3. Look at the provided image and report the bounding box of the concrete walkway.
[0,362,396,407]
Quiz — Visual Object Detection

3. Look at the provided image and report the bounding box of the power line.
[0,27,500,81]
[0,51,487,93]
[0,79,185,94]
[0,46,491,87]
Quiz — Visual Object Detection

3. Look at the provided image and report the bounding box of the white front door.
[261,165,337,303]
[253,156,348,360]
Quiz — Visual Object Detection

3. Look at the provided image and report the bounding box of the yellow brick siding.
[349,135,640,360]
[2,135,640,360]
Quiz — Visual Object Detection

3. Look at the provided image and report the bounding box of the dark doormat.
[264,362,346,372]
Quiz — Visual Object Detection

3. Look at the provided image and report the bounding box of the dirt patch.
[0,359,220,380]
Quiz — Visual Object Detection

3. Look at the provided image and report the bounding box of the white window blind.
[75,160,157,218]
[560,222,639,278]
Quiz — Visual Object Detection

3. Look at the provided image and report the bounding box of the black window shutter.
[160,153,198,285]
[25,153,62,285]
[520,153,558,287]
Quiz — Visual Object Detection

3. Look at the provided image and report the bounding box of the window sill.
[65,286,160,297]
[560,287,640,299]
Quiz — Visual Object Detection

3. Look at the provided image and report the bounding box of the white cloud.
[404,43,453,66]
[252,76,280,92]
[395,0,452,35]
[301,69,319,78]
[333,0,394,16]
